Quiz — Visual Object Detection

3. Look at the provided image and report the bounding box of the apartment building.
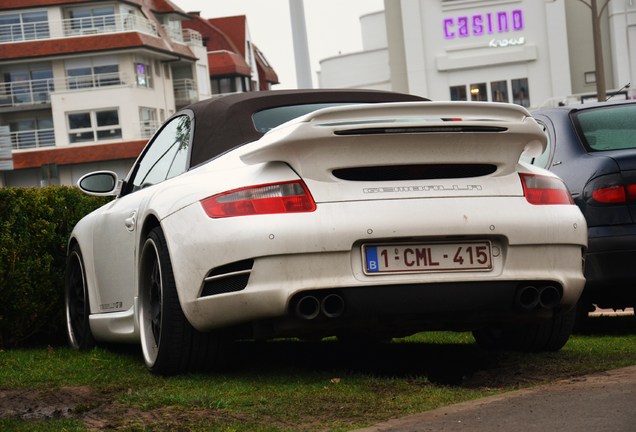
[0,0,277,188]
[183,13,279,94]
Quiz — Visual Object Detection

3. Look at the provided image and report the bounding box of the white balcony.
[0,13,158,44]
[0,78,54,107]
[0,73,131,108]
[62,14,157,38]
[10,128,55,150]
[173,78,199,107]
[182,29,203,46]
[64,72,128,91]
[140,121,161,139]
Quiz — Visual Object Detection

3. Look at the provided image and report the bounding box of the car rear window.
[252,103,354,132]
[575,104,636,151]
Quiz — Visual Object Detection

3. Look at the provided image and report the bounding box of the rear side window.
[575,104,636,151]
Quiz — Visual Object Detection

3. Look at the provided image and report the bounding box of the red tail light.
[592,186,626,203]
[520,173,574,205]
[201,180,316,218]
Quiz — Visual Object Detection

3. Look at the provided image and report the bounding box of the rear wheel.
[65,244,95,350]
[473,307,576,352]
[139,227,219,375]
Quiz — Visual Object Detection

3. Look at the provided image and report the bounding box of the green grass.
[1,315,635,431]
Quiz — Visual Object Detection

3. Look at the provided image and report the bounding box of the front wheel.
[139,227,219,375]
[65,244,95,350]
[473,307,576,353]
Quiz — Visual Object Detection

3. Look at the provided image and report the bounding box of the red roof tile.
[209,16,247,57]
[0,32,195,61]
[208,51,251,76]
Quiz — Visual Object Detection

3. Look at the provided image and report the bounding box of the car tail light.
[592,186,626,203]
[201,180,316,218]
[583,173,636,205]
[519,173,574,205]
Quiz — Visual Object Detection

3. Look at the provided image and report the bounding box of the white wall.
[319,48,391,89]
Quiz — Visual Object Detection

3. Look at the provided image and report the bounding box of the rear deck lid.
[240,102,546,203]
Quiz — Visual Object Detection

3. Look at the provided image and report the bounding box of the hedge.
[0,186,111,348]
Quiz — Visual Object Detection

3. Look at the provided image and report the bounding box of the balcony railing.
[140,121,160,139]
[0,14,158,44]
[173,78,199,106]
[65,72,127,90]
[0,78,54,107]
[10,128,55,150]
[0,21,50,43]
[162,25,183,43]
[62,13,157,38]
[0,73,131,108]
[182,29,203,46]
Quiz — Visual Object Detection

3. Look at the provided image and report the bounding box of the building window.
[68,109,121,143]
[584,71,596,84]
[9,117,54,149]
[0,11,49,43]
[490,80,508,103]
[140,107,158,138]
[212,75,251,94]
[66,6,115,34]
[512,78,530,107]
[212,77,234,94]
[450,78,530,107]
[65,56,120,89]
[2,66,54,105]
[450,85,467,101]
[135,63,152,88]
[470,83,487,101]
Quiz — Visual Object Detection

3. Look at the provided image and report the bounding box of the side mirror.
[78,171,119,196]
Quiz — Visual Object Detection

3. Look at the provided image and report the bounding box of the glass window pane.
[96,128,122,139]
[96,110,119,126]
[469,83,487,101]
[22,12,47,23]
[69,131,94,143]
[512,78,530,107]
[490,81,508,103]
[0,14,20,26]
[67,67,91,77]
[450,85,467,101]
[132,115,190,190]
[92,7,115,17]
[575,104,636,151]
[68,112,91,129]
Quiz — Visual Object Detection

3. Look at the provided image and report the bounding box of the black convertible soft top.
[186,89,428,167]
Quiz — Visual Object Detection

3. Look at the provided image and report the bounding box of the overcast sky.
[172,0,385,89]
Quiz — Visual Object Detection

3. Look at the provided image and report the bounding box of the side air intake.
[200,259,254,297]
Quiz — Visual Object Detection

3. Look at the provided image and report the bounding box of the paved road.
[354,365,636,432]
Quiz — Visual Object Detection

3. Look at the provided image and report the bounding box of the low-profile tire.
[139,226,219,375]
[471,326,507,351]
[473,307,576,353]
[65,243,95,350]
[573,295,593,333]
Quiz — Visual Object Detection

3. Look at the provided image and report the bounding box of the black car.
[530,100,636,316]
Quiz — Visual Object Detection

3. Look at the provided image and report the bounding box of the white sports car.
[66,90,587,374]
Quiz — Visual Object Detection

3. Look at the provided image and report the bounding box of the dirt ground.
[1,311,634,430]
